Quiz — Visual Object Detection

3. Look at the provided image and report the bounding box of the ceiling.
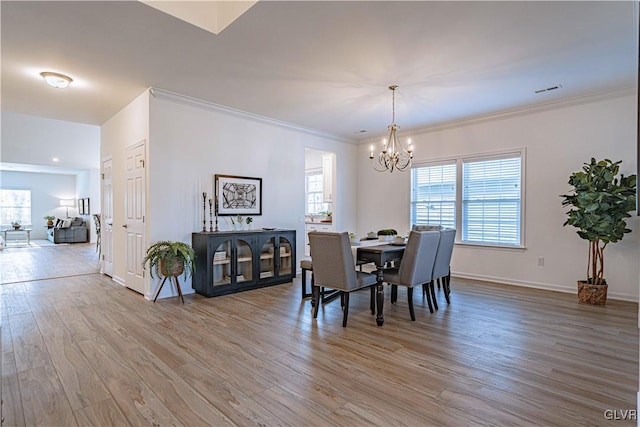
[1,1,637,142]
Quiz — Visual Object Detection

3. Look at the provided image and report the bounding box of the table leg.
[375,267,384,326]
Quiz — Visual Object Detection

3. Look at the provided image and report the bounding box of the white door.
[102,158,114,276]
[124,142,146,295]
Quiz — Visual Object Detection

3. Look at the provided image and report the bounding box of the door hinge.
[101,173,104,179]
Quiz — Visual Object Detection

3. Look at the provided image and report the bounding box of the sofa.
[47,217,89,244]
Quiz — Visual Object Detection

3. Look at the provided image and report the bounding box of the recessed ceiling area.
[138,0,257,35]
[1,1,636,141]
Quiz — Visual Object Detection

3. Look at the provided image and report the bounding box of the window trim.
[411,147,526,249]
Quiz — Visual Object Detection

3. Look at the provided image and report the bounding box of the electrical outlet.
[537,257,544,266]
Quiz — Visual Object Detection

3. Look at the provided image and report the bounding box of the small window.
[0,189,32,226]
[305,172,329,215]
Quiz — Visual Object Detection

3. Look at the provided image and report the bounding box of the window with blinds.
[462,155,522,246]
[410,162,456,229]
[410,149,524,248]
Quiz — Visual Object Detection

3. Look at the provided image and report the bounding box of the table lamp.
[59,199,75,218]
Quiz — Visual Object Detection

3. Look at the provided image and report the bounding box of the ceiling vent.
[534,84,563,94]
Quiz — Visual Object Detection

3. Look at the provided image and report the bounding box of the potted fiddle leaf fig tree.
[560,158,636,305]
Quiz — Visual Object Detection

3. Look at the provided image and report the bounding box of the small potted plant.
[142,240,196,280]
[349,232,360,245]
[377,229,398,242]
[560,158,636,305]
[43,215,55,226]
[10,220,21,230]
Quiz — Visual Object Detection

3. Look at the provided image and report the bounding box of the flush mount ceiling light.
[369,85,413,173]
[40,71,73,89]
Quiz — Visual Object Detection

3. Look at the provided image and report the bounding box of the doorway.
[303,148,336,256]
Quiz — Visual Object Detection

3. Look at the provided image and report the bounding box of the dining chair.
[308,231,377,327]
[383,230,441,320]
[412,224,443,288]
[433,228,456,305]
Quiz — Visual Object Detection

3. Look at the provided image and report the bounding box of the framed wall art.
[78,198,90,215]
[215,174,262,216]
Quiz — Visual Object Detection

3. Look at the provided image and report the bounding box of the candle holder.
[209,199,214,232]
[202,192,207,232]
[214,199,219,232]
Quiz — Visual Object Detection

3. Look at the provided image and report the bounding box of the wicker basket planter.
[577,281,607,305]
[160,259,184,278]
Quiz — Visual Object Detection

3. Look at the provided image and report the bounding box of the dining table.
[356,242,405,326]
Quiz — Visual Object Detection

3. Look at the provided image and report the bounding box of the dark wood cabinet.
[192,229,296,297]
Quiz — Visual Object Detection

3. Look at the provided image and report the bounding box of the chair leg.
[312,285,320,318]
[443,274,451,304]
[391,284,398,303]
[423,282,434,313]
[301,268,307,299]
[342,292,350,327]
[437,278,441,289]
[430,281,439,310]
[407,287,415,321]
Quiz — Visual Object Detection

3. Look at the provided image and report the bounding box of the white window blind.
[410,162,456,229]
[462,155,522,246]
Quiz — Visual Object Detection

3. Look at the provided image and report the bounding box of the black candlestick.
[214,198,219,232]
[202,192,207,232]
[209,199,214,232]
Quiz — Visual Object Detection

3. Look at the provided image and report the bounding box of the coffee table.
[2,228,32,245]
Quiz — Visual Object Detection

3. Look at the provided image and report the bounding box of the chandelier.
[370,85,413,172]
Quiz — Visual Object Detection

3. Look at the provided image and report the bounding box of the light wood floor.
[1,243,637,426]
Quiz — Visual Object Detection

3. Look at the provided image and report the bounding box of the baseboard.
[452,271,637,302]
[112,275,126,286]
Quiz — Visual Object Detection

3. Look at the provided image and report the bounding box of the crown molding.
[149,87,353,144]
[359,86,636,144]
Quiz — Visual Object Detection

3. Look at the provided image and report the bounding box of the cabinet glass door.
[259,238,275,279]
[212,240,231,286]
[279,237,292,276]
[236,239,253,283]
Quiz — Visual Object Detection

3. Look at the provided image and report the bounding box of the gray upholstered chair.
[383,230,441,320]
[432,228,456,305]
[308,231,377,327]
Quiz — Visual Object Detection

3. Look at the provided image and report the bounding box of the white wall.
[357,92,638,301]
[0,170,76,239]
[147,91,358,298]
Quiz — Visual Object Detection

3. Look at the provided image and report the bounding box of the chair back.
[397,230,441,286]
[433,228,456,280]
[308,231,360,291]
[412,224,442,231]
